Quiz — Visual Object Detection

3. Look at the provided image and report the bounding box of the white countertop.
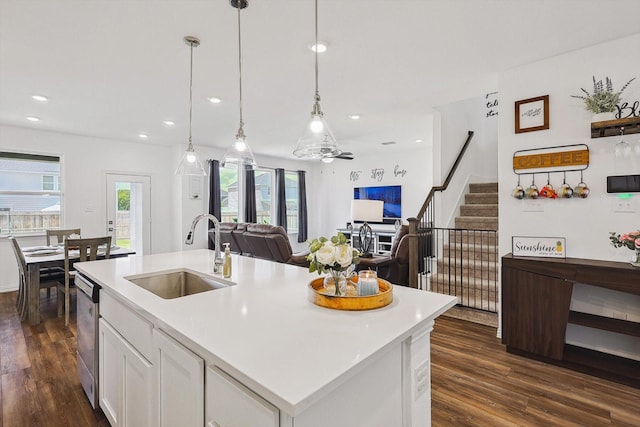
[75,249,456,416]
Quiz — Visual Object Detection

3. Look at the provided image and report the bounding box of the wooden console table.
[501,254,640,388]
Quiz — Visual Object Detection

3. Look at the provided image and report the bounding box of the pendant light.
[293,0,340,160]
[175,36,207,176]
[222,0,257,169]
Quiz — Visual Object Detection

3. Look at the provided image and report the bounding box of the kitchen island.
[75,249,456,427]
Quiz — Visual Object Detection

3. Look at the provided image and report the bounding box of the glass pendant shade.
[175,141,206,175]
[294,110,339,159]
[222,129,257,168]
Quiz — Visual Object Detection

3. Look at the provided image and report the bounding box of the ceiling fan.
[319,135,354,162]
[321,151,354,161]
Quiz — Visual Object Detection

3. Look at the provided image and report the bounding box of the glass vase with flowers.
[609,230,640,267]
[307,232,360,296]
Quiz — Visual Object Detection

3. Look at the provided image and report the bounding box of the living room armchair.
[356,225,410,286]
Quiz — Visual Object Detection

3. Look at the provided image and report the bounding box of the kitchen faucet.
[185,214,224,273]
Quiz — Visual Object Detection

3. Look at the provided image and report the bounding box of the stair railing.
[407,130,474,288]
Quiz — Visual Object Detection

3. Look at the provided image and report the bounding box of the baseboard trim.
[0,284,18,293]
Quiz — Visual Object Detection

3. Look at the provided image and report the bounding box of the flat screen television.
[353,185,401,224]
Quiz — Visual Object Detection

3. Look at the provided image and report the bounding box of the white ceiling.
[1,0,639,160]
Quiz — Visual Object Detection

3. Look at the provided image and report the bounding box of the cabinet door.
[206,366,279,427]
[154,329,204,427]
[122,336,155,427]
[100,319,123,427]
[100,318,155,427]
[502,266,573,360]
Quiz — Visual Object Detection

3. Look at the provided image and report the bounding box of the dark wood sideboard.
[501,254,640,388]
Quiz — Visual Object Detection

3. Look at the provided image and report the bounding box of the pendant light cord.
[188,41,194,144]
[237,4,244,131]
[314,0,319,102]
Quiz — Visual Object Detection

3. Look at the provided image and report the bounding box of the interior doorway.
[106,173,151,255]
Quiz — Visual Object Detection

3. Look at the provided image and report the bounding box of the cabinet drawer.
[100,291,153,361]
[206,366,278,427]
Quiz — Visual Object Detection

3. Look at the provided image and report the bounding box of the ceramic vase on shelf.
[591,112,616,123]
[631,250,640,267]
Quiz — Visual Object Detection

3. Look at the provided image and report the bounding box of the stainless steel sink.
[125,269,230,299]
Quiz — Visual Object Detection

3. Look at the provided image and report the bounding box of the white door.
[106,174,151,255]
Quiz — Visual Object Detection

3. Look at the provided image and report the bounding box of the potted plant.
[572,76,635,122]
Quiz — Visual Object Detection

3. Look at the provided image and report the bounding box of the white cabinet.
[206,366,279,427]
[153,328,204,427]
[99,318,155,427]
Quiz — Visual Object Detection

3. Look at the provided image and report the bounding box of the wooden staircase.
[432,182,499,327]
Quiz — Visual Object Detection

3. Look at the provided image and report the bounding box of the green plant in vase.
[571,76,635,120]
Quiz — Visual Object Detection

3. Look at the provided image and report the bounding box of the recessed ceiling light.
[208,97,222,104]
[163,120,175,126]
[308,41,328,53]
[348,114,361,120]
[415,139,423,143]
[26,116,41,122]
[31,95,48,102]
[138,133,148,139]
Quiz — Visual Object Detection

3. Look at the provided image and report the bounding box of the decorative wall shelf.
[591,116,640,138]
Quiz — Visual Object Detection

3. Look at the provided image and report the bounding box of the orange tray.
[308,276,393,311]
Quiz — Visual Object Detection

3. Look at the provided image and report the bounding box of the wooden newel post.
[407,217,419,289]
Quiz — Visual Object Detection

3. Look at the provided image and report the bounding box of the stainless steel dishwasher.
[76,273,100,409]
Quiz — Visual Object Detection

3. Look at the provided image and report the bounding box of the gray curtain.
[275,168,287,231]
[297,170,308,242]
[208,160,221,250]
[244,165,257,223]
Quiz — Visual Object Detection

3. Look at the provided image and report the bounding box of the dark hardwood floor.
[1,290,638,426]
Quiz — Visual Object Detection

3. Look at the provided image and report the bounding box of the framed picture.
[515,95,549,133]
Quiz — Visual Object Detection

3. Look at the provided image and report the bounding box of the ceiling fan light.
[321,156,334,163]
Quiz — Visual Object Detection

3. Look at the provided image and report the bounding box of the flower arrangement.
[609,230,640,251]
[307,232,360,295]
[571,76,635,114]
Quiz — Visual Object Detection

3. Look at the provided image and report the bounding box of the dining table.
[22,245,135,325]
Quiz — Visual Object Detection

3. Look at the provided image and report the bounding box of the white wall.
[498,33,640,262]
[435,92,499,226]
[315,133,434,236]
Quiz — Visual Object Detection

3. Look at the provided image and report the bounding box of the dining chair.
[9,236,63,322]
[44,228,81,296]
[46,228,81,246]
[59,236,112,326]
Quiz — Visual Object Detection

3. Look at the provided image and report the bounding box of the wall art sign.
[393,165,407,177]
[513,144,589,174]
[616,100,640,118]
[350,170,362,182]
[371,168,385,182]
[486,91,499,118]
[515,95,549,133]
[512,236,566,258]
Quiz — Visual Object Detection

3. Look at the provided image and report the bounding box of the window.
[254,169,273,224]
[0,152,61,235]
[285,171,299,233]
[216,165,300,233]
[219,164,239,223]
